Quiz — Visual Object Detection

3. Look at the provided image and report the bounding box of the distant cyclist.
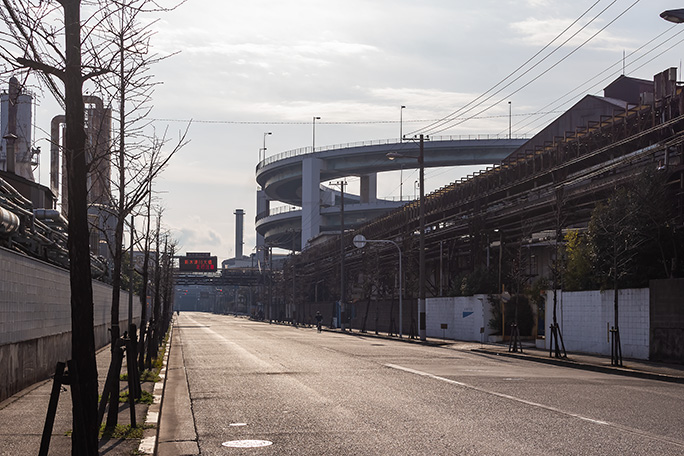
[315,311,323,333]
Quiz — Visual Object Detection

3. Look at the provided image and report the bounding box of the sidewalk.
[470,342,684,383]
[0,341,163,456]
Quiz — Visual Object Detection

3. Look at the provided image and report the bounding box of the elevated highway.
[255,136,526,251]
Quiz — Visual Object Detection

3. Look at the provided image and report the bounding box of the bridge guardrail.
[256,134,528,170]
[255,195,418,222]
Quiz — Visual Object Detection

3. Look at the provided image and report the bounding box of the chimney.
[3,77,20,174]
[234,209,244,259]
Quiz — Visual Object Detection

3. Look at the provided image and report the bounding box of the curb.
[317,324,684,384]
[138,325,173,455]
[471,348,684,384]
[256,319,684,383]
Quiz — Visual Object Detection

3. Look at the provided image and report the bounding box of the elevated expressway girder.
[255,137,526,251]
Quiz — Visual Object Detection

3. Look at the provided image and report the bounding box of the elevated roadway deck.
[255,136,526,250]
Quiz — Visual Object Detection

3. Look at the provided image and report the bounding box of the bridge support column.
[302,156,322,249]
[256,189,270,264]
[360,173,377,203]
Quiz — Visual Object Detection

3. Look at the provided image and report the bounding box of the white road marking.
[385,363,684,448]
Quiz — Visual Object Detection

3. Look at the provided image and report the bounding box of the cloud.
[509,15,636,53]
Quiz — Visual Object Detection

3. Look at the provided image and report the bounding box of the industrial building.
[267,69,683,338]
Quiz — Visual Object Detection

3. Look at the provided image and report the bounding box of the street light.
[661,9,684,23]
[312,116,321,152]
[259,132,272,163]
[353,234,403,338]
[387,134,427,341]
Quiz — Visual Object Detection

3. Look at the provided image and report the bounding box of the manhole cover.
[222,440,273,448]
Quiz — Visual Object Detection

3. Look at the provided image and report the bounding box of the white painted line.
[385,363,684,448]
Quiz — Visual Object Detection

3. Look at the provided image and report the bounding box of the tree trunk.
[138,195,152,372]
[106,216,125,428]
[62,0,99,453]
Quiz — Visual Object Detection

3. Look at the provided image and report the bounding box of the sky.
[25,0,684,261]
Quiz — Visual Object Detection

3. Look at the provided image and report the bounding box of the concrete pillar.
[360,173,377,204]
[234,209,244,259]
[301,156,322,249]
[256,189,269,264]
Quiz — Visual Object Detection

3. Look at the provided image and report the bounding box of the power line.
[408,0,613,137]
[510,24,684,136]
[417,0,643,137]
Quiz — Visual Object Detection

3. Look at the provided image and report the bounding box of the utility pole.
[333,180,347,330]
[418,134,426,341]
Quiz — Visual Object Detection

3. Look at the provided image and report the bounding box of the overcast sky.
[28,0,684,260]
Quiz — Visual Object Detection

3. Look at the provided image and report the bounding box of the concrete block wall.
[544,288,649,359]
[649,278,684,363]
[426,295,492,342]
[0,247,141,401]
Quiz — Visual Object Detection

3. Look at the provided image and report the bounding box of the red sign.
[179,256,217,272]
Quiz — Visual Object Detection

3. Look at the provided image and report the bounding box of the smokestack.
[4,77,20,174]
[234,209,244,259]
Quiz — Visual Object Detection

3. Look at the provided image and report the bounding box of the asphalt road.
[170,313,684,455]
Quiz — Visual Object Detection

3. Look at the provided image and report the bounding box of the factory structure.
[257,68,683,361]
[0,77,115,273]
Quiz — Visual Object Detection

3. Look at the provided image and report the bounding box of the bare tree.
[549,186,567,358]
[0,0,187,447]
[78,0,187,428]
[0,1,107,453]
[589,188,646,366]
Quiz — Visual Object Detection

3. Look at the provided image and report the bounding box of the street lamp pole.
[260,131,272,162]
[128,215,134,332]
[313,116,321,152]
[353,235,403,338]
[418,134,426,341]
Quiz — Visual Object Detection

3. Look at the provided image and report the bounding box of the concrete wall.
[0,247,141,402]
[649,278,684,364]
[426,295,493,342]
[425,290,651,360]
[543,288,649,360]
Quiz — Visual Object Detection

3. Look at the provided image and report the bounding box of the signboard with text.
[178,254,217,272]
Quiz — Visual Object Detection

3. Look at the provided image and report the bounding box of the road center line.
[385,363,684,448]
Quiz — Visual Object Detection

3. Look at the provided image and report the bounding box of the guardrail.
[257,134,527,170]
[255,196,418,222]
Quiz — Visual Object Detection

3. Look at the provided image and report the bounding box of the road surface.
[162,312,684,455]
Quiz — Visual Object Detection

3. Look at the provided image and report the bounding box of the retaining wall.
[0,247,141,402]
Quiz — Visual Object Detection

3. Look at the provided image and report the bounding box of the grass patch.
[119,390,154,405]
[99,423,154,440]
[140,368,161,383]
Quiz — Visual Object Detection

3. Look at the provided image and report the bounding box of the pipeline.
[0,206,20,234]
